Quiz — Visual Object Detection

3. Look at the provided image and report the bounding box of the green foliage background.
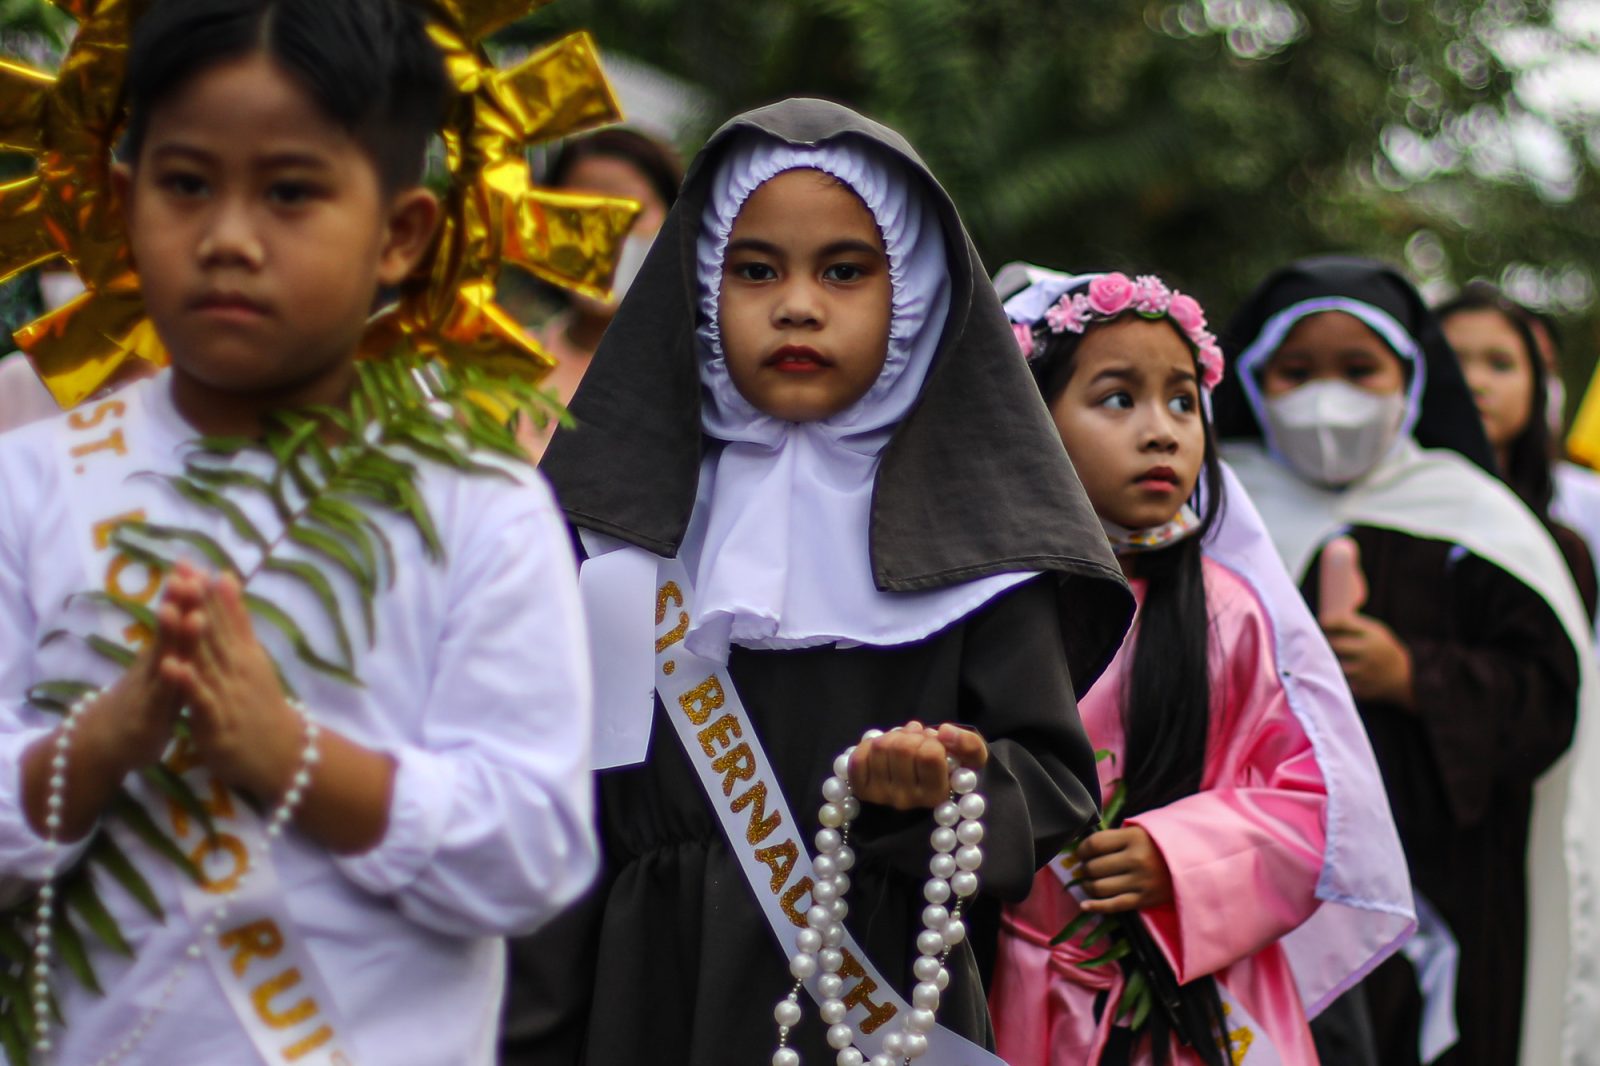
[503,0,1600,406]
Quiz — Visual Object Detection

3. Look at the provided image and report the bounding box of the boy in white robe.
[0,1,596,1063]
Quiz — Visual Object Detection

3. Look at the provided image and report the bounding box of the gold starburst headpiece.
[0,0,640,408]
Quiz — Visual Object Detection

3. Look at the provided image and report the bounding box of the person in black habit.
[498,98,1135,1065]
[1212,257,1586,1066]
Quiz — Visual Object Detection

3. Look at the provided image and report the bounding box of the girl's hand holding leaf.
[1075,826,1174,914]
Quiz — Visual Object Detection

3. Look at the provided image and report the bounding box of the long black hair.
[1027,307,1229,1066]
[1435,282,1556,518]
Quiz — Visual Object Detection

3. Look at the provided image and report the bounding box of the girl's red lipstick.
[1135,465,1181,491]
[766,345,833,374]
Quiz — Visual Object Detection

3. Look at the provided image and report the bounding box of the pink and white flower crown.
[1014,272,1225,390]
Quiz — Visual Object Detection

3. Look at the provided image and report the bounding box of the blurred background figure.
[514,128,682,460]
[1439,281,1598,619]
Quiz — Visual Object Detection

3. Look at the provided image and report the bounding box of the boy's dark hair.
[1029,313,1232,1066]
[1436,281,1556,518]
[123,0,449,191]
[547,128,684,212]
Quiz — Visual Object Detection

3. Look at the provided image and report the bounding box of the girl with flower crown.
[987,267,1412,1066]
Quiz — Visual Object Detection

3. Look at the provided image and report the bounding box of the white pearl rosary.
[772,729,987,1066]
[30,692,321,1062]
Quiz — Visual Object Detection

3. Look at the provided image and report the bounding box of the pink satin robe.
[990,558,1328,1065]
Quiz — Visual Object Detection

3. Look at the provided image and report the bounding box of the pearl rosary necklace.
[772,729,987,1066]
[31,692,321,1063]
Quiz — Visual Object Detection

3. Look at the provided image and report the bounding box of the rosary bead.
[837,1049,864,1066]
[870,1055,896,1066]
[835,845,856,872]
[903,1032,929,1059]
[950,767,978,795]
[820,997,846,1024]
[942,919,967,947]
[834,753,853,779]
[819,948,845,974]
[906,1008,937,1034]
[813,854,837,880]
[882,1032,906,1057]
[773,1049,801,1066]
[921,904,949,930]
[812,879,838,904]
[932,801,960,827]
[790,954,818,980]
[955,845,983,871]
[827,1023,855,1050]
[807,905,832,930]
[930,826,957,853]
[924,878,951,904]
[815,828,842,854]
[958,793,986,821]
[822,776,850,803]
[774,998,803,1028]
[912,980,941,1008]
[956,819,984,846]
[929,853,957,880]
[819,803,844,828]
[916,929,946,956]
[951,870,979,897]
[796,929,822,954]
[819,973,845,998]
[840,797,860,820]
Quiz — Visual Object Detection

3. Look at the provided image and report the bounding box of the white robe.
[0,372,596,1065]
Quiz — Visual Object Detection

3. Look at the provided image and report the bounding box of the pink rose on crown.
[1086,272,1136,316]
[1167,293,1207,334]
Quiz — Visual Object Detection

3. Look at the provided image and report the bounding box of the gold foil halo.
[0,0,640,407]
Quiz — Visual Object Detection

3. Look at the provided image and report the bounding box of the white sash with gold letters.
[58,390,358,1066]
[649,549,1004,1066]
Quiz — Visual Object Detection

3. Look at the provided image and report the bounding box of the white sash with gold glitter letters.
[58,390,358,1066]
[1048,856,1281,1063]
[643,547,1004,1066]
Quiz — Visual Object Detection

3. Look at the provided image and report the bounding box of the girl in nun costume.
[987,267,1411,1065]
[512,99,1133,1066]
[1212,256,1597,1066]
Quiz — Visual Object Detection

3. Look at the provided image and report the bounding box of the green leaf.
[88,833,163,921]
[116,523,239,577]
[84,636,135,670]
[69,592,157,637]
[0,1009,29,1066]
[147,475,268,551]
[244,593,361,686]
[51,911,101,996]
[26,680,96,716]
[138,765,216,841]
[1049,909,1094,946]
[1077,939,1132,969]
[109,794,202,885]
[308,498,393,585]
[64,876,132,957]
[1102,779,1127,830]
[1129,979,1152,1029]
[183,463,291,523]
[287,527,376,640]
[261,558,353,666]
[0,971,38,1045]
[1116,967,1147,1020]
[1080,916,1114,949]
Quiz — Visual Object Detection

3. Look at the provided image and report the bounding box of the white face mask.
[605,231,655,307]
[1263,380,1409,487]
